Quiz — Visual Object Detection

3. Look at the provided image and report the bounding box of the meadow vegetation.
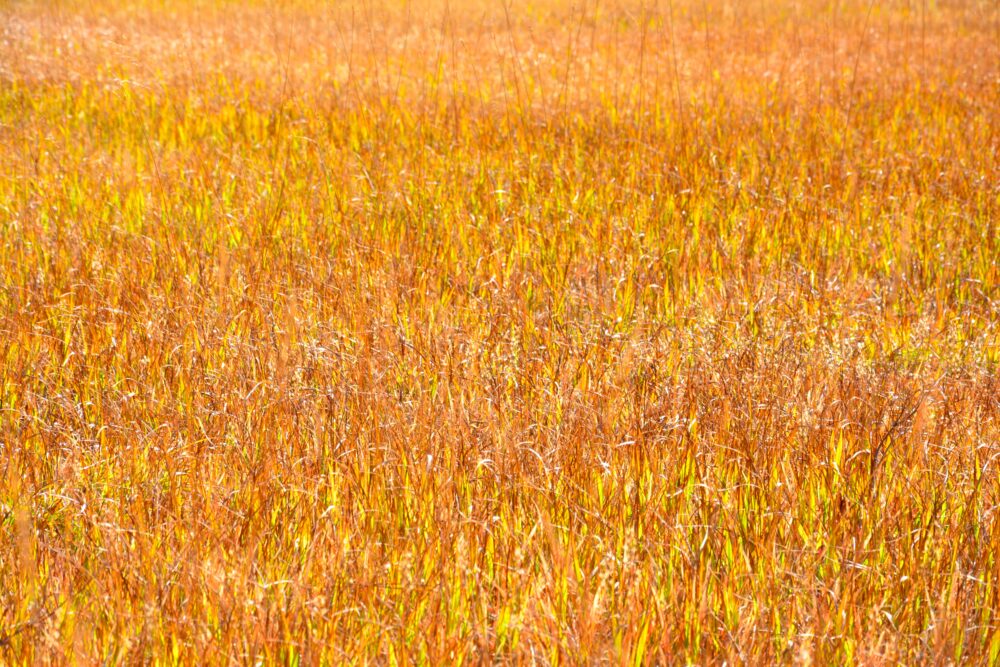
[0,0,998,662]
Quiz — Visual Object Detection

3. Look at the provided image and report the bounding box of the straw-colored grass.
[1,0,997,662]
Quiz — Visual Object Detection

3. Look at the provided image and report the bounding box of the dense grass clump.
[1,0,998,662]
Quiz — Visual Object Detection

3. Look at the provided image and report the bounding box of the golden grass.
[0,0,998,662]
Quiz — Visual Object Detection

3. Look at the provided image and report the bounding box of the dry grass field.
[0,0,998,663]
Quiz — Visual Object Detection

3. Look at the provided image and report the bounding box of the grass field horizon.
[1,0,998,663]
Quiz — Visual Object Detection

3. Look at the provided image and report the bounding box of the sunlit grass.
[0,0,997,663]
